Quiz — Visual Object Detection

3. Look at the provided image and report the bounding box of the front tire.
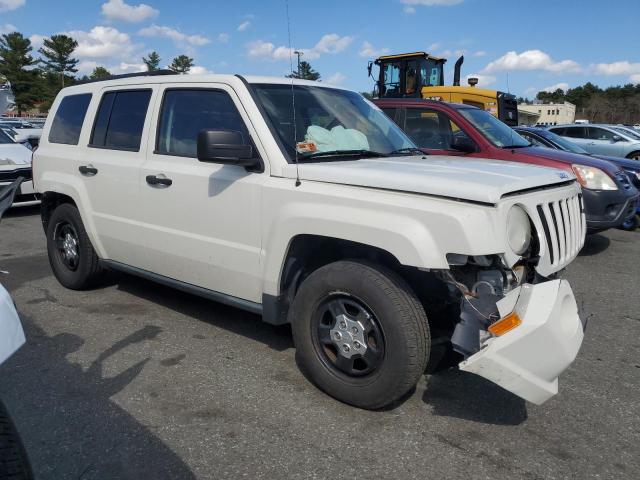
[290,260,430,409]
[46,203,104,290]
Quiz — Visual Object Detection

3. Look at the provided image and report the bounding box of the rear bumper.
[459,279,583,405]
[582,187,639,231]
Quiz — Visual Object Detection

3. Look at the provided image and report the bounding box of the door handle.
[79,165,98,176]
[146,174,172,188]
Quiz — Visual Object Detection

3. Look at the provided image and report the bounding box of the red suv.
[374,98,639,232]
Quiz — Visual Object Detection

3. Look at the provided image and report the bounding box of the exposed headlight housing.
[506,205,531,255]
[571,164,618,190]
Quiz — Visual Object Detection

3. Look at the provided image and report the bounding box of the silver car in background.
[548,124,640,160]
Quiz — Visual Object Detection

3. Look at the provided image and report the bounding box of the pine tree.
[0,32,41,114]
[286,61,321,81]
[143,51,161,72]
[169,55,194,74]
[90,66,111,79]
[38,34,79,88]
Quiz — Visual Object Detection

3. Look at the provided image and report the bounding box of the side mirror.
[367,61,373,78]
[197,130,256,166]
[612,135,624,142]
[450,135,477,153]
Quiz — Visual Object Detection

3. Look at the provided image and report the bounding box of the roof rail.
[75,69,177,85]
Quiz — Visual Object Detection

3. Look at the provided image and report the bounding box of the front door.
[586,127,625,157]
[135,84,266,303]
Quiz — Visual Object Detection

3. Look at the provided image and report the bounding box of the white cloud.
[326,72,346,85]
[0,23,18,34]
[428,43,441,51]
[237,21,251,32]
[138,24,210,46]
[218,33,229,43]
[358,41,389,58]
[542,82,569,93]
[483,50,581,74]
[465,73,496,87]
[28,34,45,49]
[592,61,640,77]
[631,74,640,83]
[189,65,214,75]
[64,26,138,60]
[401,0,463,6]
[403,6,416,14]
[101,0,158,23]
[473,50,487,57]
[247,33,353,61]
[0,0,25,13]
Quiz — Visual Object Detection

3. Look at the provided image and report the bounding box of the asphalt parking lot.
[0,206,638,480]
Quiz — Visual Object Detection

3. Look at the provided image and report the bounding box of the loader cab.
[371,52,446,98]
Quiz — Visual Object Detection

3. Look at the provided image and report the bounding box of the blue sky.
[1,0,639,97]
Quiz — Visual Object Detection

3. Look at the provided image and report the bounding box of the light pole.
[294,50,303,78]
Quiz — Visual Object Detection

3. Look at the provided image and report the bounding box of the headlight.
[571,164,618,190]
[506,205,531,255]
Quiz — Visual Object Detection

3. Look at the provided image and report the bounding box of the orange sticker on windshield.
[296,141,317,154]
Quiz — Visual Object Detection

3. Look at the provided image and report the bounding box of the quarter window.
[90,90,152,151]
[49,93,92,145]
[156,89,250,158]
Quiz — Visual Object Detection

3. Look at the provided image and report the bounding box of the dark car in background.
[374,98,639,232]
[515,126,640,230]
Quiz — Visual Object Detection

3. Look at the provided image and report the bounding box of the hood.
[288,155,575,205]
[592,154,640,172]
[0,143,32,169]
[517,146,622,175]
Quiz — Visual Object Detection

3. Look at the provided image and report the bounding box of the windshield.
[613,126,640,141]
[252,84,415,161]
[458,108,530,148]
[539,129,588,154]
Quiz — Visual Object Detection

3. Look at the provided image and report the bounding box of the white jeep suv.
[34,73,586,409]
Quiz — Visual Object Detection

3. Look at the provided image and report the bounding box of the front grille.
[536,193,585,268]
[624,169,640,188]
[616,171,632,190]
[0,167,32,182]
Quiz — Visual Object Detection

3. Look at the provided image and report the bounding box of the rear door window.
[156,89,251,158]
[563,126,586,139]
[90,89,152,151]
[48,93,92,145]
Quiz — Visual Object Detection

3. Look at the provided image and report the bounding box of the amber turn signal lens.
[488,312,522,336]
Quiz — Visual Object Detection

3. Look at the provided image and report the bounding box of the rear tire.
[290,260,430,409]
[620,214,639,231]
[626,151,640,161]
[46,203,104,290]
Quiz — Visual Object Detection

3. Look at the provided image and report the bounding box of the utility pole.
[294,50,303,78]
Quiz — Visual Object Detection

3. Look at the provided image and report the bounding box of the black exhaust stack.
[453,55,464,86]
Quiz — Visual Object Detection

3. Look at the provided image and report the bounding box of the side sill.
[101,260,264,317]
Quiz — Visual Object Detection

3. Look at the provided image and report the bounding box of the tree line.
[0,30,197,114]
[518,82,640,124]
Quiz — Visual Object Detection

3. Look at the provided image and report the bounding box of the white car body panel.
[460,280,583,404]
[33,75,587,404]
[0,284,25,366]
[0,143,36,206]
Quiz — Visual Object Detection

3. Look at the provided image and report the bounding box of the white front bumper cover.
[459,279,584,405]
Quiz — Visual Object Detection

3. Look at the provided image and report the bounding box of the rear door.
[553,126,590,151]
[81,87,156,263]
[135,83,267,302]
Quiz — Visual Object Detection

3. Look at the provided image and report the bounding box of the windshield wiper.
[301,149,388,160]
[388,147,425,156]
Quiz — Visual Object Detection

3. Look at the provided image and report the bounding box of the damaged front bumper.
[458,279,584,405]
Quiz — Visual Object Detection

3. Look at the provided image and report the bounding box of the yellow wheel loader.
[368,52,518,126]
